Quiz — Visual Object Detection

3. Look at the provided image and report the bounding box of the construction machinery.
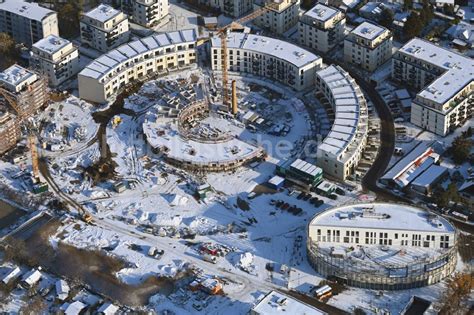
[206,2,277,108]
[82,213,94,224]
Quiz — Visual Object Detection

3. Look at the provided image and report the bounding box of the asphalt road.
[346,70,396,196]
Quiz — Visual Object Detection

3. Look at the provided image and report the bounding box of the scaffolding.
[0,75,48,154]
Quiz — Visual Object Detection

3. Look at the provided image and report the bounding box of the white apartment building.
[121,0,169,27]
[210,32,322,91]
[196,0,252,18]
[80,4,130,53]
[31,35,80,87]
[307,203,457,289]
[344,21,392,72]
[253,0,300,34]
[78,29,197,104]
[392,38,473,136]
[0,0,59,47]
[315,65,368,181]
[0,65,48,117]
[299,4,346,53]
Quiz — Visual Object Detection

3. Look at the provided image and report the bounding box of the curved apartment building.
[78,29,197,104]
[315,65,368,181]
[210,32,322,91]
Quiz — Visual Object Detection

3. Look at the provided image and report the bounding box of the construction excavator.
[200,1,278,108]
[1,86,94,223]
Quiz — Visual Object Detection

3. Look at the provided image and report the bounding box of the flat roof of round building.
[310,203,455,233]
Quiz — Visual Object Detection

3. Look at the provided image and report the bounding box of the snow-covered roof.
[316,65,367,161]
[395,156,435,188]
[303,4,340,22]
[381,141,437,182]
[203,16,218,24]
[211,32,321,68]
[252,290,327,315]
[395,89,410,100]
[33,35,71,55]
[350,21,388,41]
[0,0,56,22]
[83,4,122,23]
[64,301,87,315]
[317,180,336,193]
[446,22,474,44]
[359,2,383,16]
[342,0,362,9]
[79,29,197,81]
[398,38,474,107]
[21,269,42,286]
[310,203,455,233]
[97,302,119,315]
[411,164,448,188]
[290,159,322,177]
[56,279,70,301]
[268,175,285,186]
[1,266,21,284]
[0,65,38,91]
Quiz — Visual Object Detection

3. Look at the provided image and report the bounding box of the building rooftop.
[351,21,388,41]
[398,38,474,107]
[211,32,321,68]
[304,4,340,22]
[316,65,367,161]
[33,35,71,54]
[290,159,322,177]
[310,203,455,233]
[381,141,442,184]
[0,0,56,22]
[252,290,327,315]
[83,4,122,23]
[0,65,37,91]
[411,164,448,188]
[79,29,197,81]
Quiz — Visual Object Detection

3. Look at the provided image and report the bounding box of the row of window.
[315,229,452,248]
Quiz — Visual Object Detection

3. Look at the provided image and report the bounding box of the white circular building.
[307,203,457,290]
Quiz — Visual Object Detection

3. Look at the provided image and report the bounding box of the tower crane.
[209,1,278,108]
[0,87,46,192]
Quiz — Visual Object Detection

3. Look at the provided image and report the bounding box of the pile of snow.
[136,210,149,222]
[236,252,256,274]
[168,194,189,207]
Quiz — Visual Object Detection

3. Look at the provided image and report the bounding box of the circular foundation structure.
[307,203,457,290]
[144,100,266,172]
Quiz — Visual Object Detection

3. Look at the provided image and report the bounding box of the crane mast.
[217,4,274,107]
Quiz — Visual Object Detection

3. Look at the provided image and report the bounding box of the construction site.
[0,0,472,314]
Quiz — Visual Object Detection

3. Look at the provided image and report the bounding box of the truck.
[202,254,217,264]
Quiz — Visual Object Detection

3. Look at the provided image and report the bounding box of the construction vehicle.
[112,115,122,129]
[0,88,48,194]
[82,213,94,224]
[202,1,277,108]
[202,254,217,264]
